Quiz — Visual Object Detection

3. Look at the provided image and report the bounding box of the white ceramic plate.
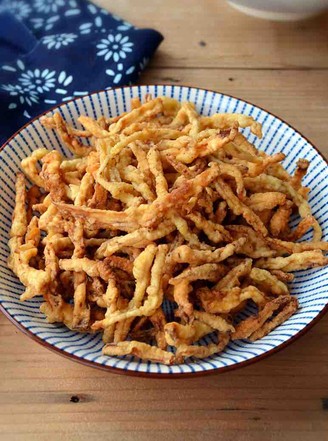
[1,85,328,377]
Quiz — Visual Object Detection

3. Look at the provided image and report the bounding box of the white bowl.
[228,0,328,20]
[1,85,328,377]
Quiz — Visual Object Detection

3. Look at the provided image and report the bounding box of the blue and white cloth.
[0,0,163,145]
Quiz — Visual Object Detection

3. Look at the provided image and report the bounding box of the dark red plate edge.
[1,83,328,379]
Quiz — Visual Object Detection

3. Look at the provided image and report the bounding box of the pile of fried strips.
[8,95,328,365]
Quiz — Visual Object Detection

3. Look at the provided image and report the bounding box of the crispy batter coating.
[232,296,298,341]
[103,341,174,365]
[164,320,213,346]
[175,332,230,362]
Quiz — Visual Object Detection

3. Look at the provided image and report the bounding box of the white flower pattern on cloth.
[106,63,135,85]
[2,84,38,108]
[19,69,56,93]
[33,0,65,14]
[42,33,77,50]
[30,15,60,31]
[0,0,32,20]
[96,33,134,62]
[79,3,109,35]
[1,60,86,112]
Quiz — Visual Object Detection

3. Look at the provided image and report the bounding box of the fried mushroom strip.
[21,148,49,188]
[214,178,267,236]
[175,332,230,362]
[41,113,92,156]
[103,341,174,365]
[199,285,267,314]
[8,174,50,300]
[232,296,298,341]
[171,238,246,266]
[244,174,322,241]
[40,151,68,202]
[92,245,168,328]
[256,251,328,272]
[164,321,213,346]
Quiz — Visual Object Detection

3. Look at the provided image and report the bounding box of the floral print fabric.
[0,0,163,144]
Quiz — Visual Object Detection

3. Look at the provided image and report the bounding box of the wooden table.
[1,1,328,440]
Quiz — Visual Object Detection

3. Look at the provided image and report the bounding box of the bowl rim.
[1,83,328,378]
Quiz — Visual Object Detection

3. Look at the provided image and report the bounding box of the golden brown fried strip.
[170,214,206,249]
[93,245,168,328]
[77,115,110,138]
[40,301,74,330]
[175,127,237,164]
[40,151,68,202]
[270,270,294,283]
[105,255,134,275]
[103,341,174,365]
[170,238,246,266]
[227,225,276,258]
[248,297,298,341]
[232,296,298,341]
[215,200,227,224]
[10,173,27,238]
[95,222,175,258]
[290,159,309,190]
[193,311,235,333]
[61,157,88,173]
[199,285,266,314]
[187,212,232,243]
[209,160,246,199]
[256,251,328,272]
[215,259,252,290]
[75,172,94,206]
[55,202,143,232]
[59,257,102,278]
[150,307,167,350]
[21,148,49,188]
[200,113,262,137]
[175,332,230,362]
[244,174,322,241]
[147,148,168,198]
[41,113,92,156]
[121,165,155,202]
[172,279,193,321]
[8,175,50,301]
[269,201,293,238]
[265,237,328,254]
[215,178,268,236]
[109,98,164,134]
[286,215,318,241]
[246,153,286,177]
[102,271,120,343]
[69,219,90,331]
[170,263,227,285]
[87,183,108,209]
[26,185,43,223]
[72,271,90,330]
[248,268,289,296]
[130,142,154,188]
[164,321,213,346]
[245,192,286,211]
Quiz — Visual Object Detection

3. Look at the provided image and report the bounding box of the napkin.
[0,0,163,144]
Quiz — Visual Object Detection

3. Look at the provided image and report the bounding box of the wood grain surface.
[1,1,328,440]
